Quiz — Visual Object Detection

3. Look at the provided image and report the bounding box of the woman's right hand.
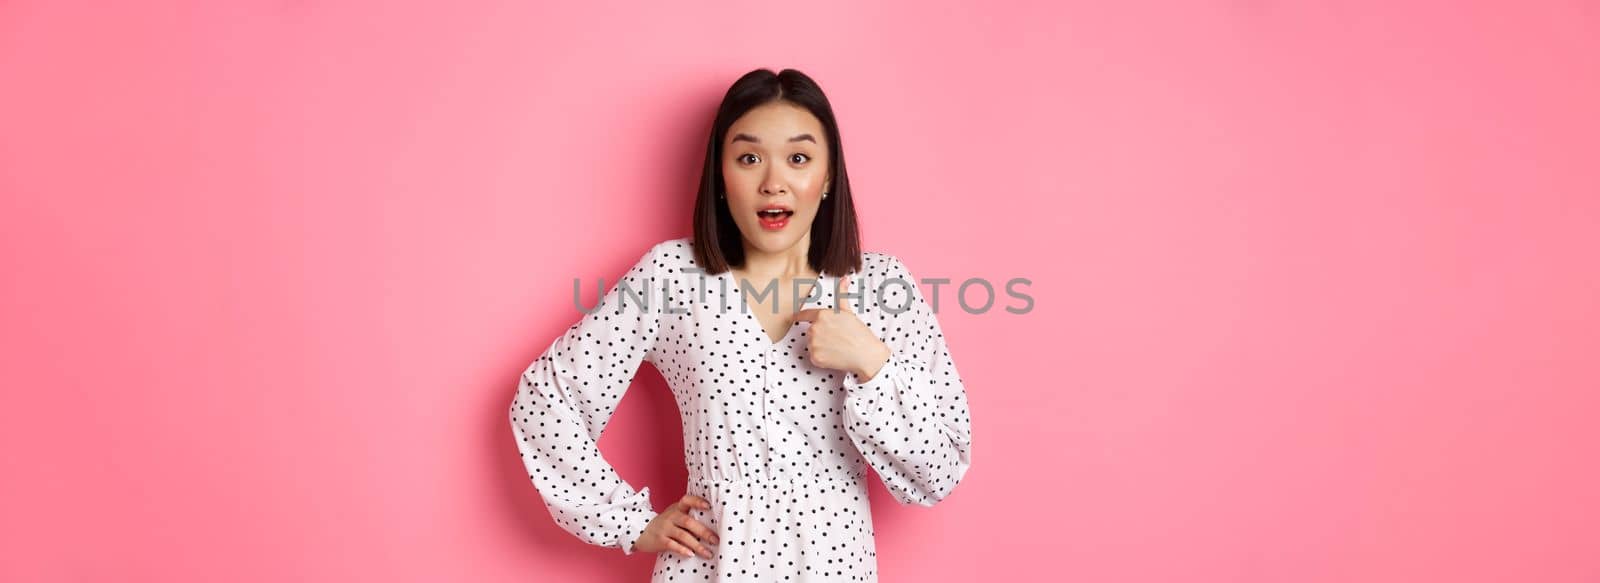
[632,494,720,559]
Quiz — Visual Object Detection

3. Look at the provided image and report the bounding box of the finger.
[677,516,719,545]
[682,494,712,510]
[669,528,713,559]
[670,496,697,513]
[665,537,696,558]
[836,274,854,313]
[793,308,821,323]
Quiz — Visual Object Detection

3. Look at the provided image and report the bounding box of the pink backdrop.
[3,1,1597,581]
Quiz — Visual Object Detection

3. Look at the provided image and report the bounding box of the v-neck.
[722,270,830,349]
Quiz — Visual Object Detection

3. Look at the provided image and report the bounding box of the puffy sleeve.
[841,254,975,506]
[508,241,668,555]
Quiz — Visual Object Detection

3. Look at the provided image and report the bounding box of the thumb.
[793,307,822,323]
[835,274,855,313]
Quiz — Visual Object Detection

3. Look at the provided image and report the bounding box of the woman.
[509,68,973,582]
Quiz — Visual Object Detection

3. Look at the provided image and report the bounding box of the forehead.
[725,102,825,142]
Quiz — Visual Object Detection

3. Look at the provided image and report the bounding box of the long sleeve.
[508,241,668,555]
[841,255,975,506]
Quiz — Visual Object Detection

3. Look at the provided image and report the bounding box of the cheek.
[721,161,754,186]
[801,183,826,205]
[803,170,830,196]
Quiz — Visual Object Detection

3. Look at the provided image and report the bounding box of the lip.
[755,204,794,231]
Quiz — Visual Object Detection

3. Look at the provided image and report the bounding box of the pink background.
[3,1,1597,581]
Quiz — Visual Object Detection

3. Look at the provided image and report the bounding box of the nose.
[760,175,788,196]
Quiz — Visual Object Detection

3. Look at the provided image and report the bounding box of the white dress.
[509,237,974,582]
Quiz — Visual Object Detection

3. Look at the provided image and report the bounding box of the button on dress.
[509,237,974,582]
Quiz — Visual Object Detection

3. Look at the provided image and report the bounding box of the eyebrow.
[728,133,817,145]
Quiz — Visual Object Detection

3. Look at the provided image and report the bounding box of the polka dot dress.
[509,237,974,582]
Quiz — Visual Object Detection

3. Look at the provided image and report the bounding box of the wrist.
[853,342,892,381]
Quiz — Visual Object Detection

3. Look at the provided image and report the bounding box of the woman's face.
[721,101,832,258]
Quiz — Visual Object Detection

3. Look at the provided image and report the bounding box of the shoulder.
[640,237,699,275]
[855,250,926,317]
[858,249,911,281]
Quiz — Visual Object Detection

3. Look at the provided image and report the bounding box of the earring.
[823,192,830,199]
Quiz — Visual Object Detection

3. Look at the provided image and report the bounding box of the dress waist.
[690,470,865,493]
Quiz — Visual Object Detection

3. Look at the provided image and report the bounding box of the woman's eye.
[739,154,760,165]
[790,153,810,164]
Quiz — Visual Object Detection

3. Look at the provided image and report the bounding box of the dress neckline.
[720,270,830,349]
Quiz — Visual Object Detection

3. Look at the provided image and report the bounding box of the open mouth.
[756,207,794,230]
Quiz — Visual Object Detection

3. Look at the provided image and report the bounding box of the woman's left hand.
[793,275,892,381]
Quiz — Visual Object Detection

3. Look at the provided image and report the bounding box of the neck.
[739,230,815,280]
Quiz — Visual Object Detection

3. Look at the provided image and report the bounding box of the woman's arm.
[841,255,975,506]
[509,241,668,554]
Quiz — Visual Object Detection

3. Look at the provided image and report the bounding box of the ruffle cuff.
[617,486,655,555]
[844,357,899,394]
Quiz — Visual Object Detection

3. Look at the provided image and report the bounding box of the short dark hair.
[691,68,862,277]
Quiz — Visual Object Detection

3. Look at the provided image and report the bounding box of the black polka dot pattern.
[509,237,974,581]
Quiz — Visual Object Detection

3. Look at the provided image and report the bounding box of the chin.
[743,226,809,252]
